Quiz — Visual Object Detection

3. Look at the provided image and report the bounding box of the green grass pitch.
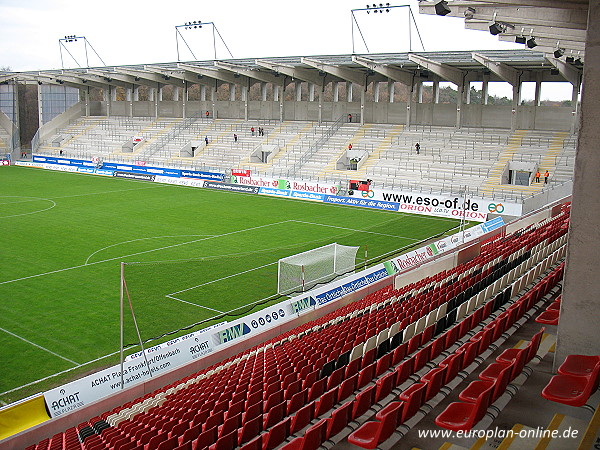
[0,166,462,404]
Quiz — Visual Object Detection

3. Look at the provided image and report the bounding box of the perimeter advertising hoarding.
[232,175,341,196]
[44,335,215,418]
[344,187,522,221]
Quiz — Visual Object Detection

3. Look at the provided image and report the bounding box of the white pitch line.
[0,196,57,219]
[290,219,422,241]
[168,261,278,296]
[0,221,292,286]
[85,234,216,265]
[0,326,79,366]
[165,295,224,313]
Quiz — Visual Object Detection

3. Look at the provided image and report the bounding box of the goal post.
[277,243,360,295]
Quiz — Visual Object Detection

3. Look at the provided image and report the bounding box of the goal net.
[277,243,360,295]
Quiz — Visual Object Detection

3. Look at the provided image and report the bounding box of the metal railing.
[286,115,346,177]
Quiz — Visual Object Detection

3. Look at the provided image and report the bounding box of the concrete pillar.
[406,82,414,127]
[318,84,323,125]
[279,82,284,122]
[274,84,280,102]
[154,83,160,118]
[173,87,179,101]
[126,88,132,117]
[105,86,111,117]
[211,84,216,118]
[84,87,90,116]
[388,80,395,103]
[360,88,365,125]
[243,84,248,121]
[482,74,489,105]
[182,82,187,119]
[433,80,440,104]
[570,80,581,134]
[347,82,353,102]
[374,82,380,103]
[556,1,600,370]
[333,82,339,102]
[261,82,267,101]
[200,85,207,101]
[229,83,236,101]
[511,83,520,131]
[456,83,463,129]
[417,81,423,103]
[148,87,154,101]
[534,72,542,106]
[158,85,163,101]
[37,83,44,127]
[133,86,139,101]
[465,82,471,104]
[295,81,302,102]
[309,83,315,102]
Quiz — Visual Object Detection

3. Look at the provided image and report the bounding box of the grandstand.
[1,0,600,448]
[34,117,575,203]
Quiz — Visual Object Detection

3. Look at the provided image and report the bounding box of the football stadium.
[0,1,598,449]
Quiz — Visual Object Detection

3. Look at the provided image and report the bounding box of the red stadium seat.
[435,382,493,431]
[347,401,402,449]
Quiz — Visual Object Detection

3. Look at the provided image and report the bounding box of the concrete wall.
[85,98,575,132]
[38,102,84,143]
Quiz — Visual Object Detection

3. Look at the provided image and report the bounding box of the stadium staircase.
[17,204,592,450]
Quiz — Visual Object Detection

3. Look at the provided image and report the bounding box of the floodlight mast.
[58,35,106,69]
[350,4,426,54]
[175,21,235,61]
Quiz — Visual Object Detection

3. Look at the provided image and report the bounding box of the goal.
[277,243,360,295]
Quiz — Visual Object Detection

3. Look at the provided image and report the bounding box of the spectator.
[535,171,541,183]
[348,143,352,151]
[205,110,209,118]
[205,136,209,146]
[234,133,238,143]
[251,126,255,136]
[544,170,550,184]
[348,113,352,123]
[415,143,420,155]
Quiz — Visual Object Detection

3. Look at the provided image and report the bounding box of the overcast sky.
[0,0,572,100]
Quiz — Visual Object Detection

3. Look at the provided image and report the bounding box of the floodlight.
[526,37,537,48]
[489,22,505,35]
[515,36,526,44]
[435,0,451,16]
[566,56,575,63]
[553,48,564,58]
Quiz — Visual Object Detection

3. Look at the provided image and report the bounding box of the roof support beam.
[178,63,249,85]
[301,57,366,86]
[472,52,519,85]
[255,60,323,86]
[407,54,464,86]
[546,57,582,86]
[213,61,281,84]
[352,55,414,86]
[114,68,184,88]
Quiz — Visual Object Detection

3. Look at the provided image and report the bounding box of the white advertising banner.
[231,175,341,196]
[352,187,522,221]
[44,332,216,418]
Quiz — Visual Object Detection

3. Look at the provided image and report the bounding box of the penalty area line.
[0,326,79,366]
[165,295,224,314]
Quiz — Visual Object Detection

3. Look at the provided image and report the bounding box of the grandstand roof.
[1,48,579,90]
